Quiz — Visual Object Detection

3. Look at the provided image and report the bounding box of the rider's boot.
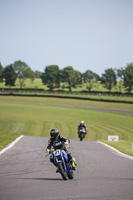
[56,166,59,173]
[67,152,77,170]
[70,158,76,170]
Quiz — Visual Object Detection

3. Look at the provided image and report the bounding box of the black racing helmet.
[50,128,59,139]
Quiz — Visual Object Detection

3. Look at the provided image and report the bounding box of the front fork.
[55,154,67,172]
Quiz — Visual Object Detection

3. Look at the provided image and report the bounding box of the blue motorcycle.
[51,149,74,180]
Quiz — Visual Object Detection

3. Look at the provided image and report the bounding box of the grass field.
[0,96,133,156]
[0,95,133,111]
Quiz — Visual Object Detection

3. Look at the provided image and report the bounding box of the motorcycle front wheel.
[80,134,83,141]
[58,162,67,180]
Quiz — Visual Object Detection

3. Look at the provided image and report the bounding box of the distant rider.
[46,128,76,171]
[77,120,87,137]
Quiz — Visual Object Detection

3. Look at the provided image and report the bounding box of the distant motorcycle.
[47,149,75,180]
[78,127,86,141]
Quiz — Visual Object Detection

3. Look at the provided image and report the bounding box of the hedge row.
[0,93,133,104]
[0,88,133,96]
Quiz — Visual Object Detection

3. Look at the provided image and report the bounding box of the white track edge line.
[98,141,133,160]
[0,135,24,155]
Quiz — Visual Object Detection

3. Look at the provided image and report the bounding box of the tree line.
[0,60,133,93]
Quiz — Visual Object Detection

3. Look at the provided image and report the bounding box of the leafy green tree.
[2,64,17,88]
[101,68,117,92]
[116,67,124,93]
[72,70,82,88]
[41,65,60,91]
[123,63,133,93]
[35,70,42,78]
[0,62,4,82]
[61,66,79,92]
[13,60,35,88]
[84,70,99,92]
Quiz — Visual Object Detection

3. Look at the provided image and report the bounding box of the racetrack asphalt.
[0,136,133,200]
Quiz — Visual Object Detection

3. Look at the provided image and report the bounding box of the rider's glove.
[46,149,50,156]
[64,141,69,148]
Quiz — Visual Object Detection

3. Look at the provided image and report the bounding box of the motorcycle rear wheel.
[67,171,74,179]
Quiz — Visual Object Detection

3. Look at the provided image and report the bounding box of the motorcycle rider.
[77,120,87,137]
[46,128,76,171]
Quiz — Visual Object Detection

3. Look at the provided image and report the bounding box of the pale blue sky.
[0,0,133,75]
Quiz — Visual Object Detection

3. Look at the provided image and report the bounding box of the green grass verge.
[102,140,133,156]
[0,96,133,156]
[0,95,133,111]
